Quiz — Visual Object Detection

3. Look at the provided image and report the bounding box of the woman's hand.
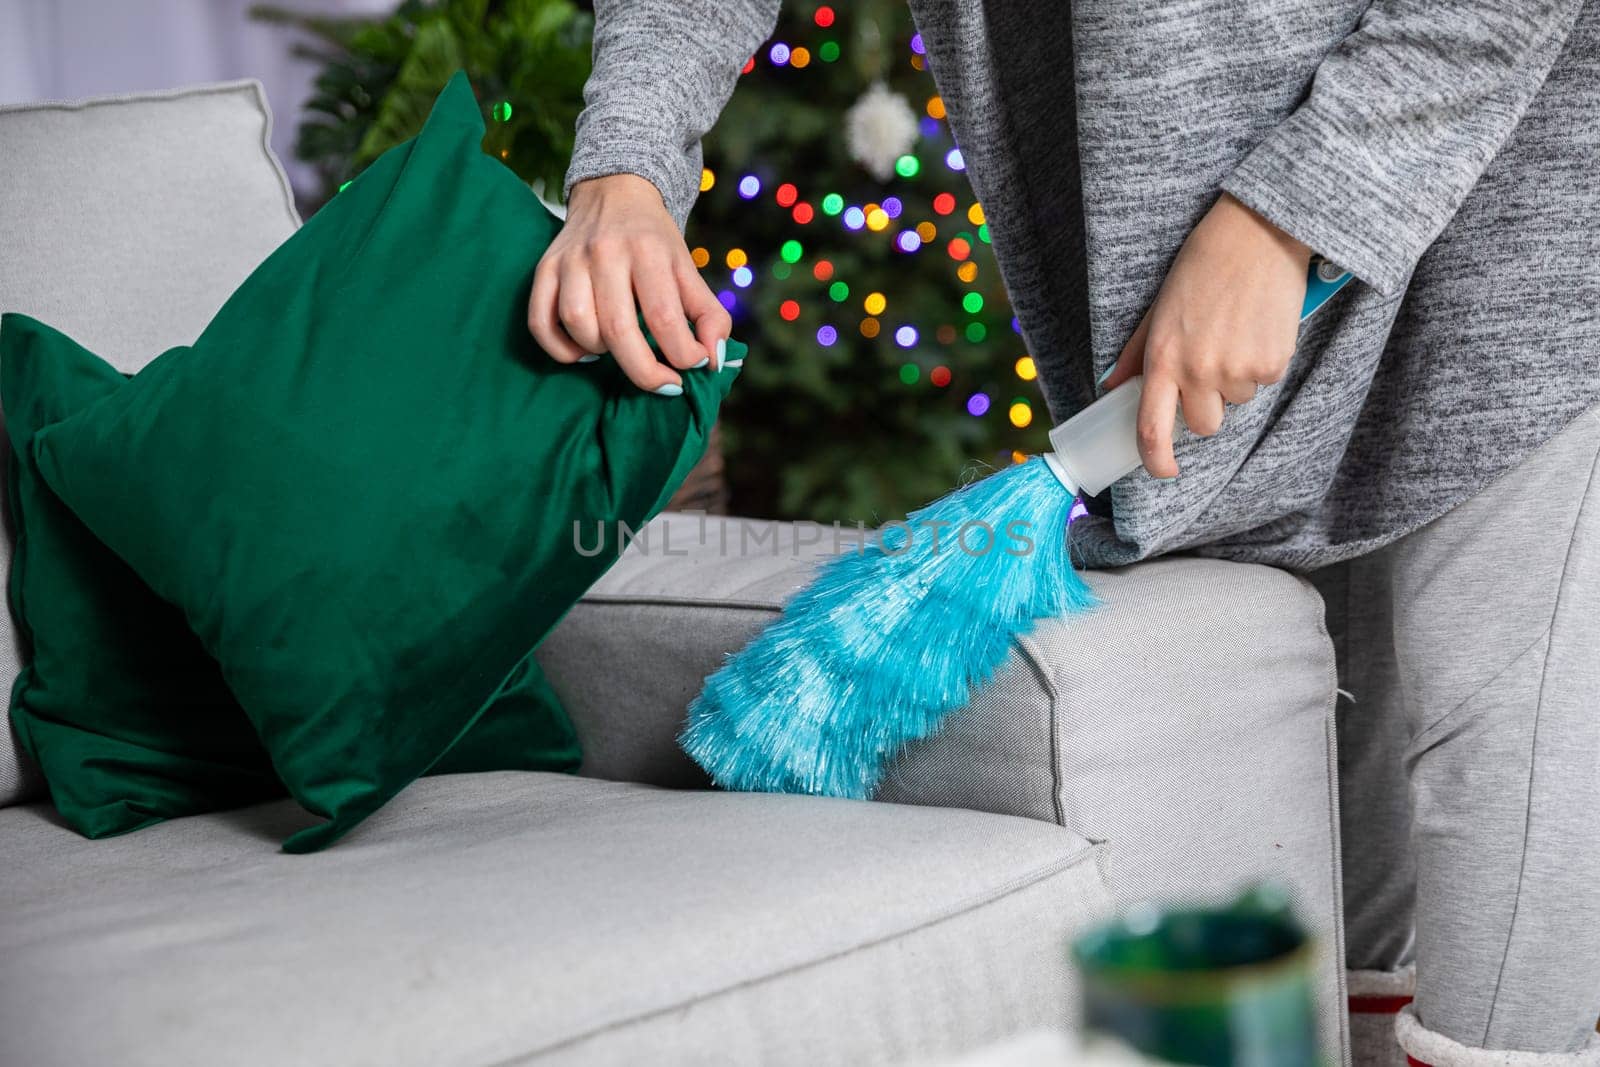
[1099,192,1310,477]
[529,174,731,394]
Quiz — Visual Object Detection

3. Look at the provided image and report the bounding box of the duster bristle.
[681,457,1096,798]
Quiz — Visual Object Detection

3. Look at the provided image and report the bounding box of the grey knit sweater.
[566,0,1600,572]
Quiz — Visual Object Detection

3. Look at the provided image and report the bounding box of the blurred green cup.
[1070,886,1320,1067]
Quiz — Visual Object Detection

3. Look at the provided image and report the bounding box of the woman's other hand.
[1100,192,1310,477]
[529,174,731,394]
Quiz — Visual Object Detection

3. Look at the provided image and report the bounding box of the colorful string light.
[817,324,838,345]
[894,325,919,348]
[738,175,761,199]
[967,392,991,416]
[780,299,801,321]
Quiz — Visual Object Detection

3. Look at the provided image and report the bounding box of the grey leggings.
[1310,403,1600,1054]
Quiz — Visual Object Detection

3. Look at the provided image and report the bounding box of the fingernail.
[578,354,600,364]
[715,337,727,371]
[1095,364,1114,387]
[653,383,684,397]
[691,357,710,369]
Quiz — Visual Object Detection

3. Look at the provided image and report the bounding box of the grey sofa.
[0,83,1350,1067]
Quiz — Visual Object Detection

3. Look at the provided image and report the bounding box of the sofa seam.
[1014,632,1070,830]
[486,841,1108,1066]
[573,592,787,613]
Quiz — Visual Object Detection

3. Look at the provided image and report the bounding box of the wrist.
[569,173,664,210]
[1219,191,1311,267]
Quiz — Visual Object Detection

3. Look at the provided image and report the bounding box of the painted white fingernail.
[653,383,684,397]
[715,337,727,371]
[691,357,710,369]
[1095,364,1114,387]
[578,354,600,364]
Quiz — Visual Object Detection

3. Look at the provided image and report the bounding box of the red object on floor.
[1350,994,1415,1014]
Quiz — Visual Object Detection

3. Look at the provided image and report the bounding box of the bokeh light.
[814,5,835,27]
[821,193,845,216]
[780,239,804,263]
[1009,401,1033,428]
[813,259,834,281]
[864,291,887,315]
[775,182,798,207]
[967,392,991,416]
[894,325,919,348]
[842,205,866,230]
[945,148,965,171]
[931,366,952,387]
[732,266,754,288]
[865,206,890,231]
[700,168,715,192]
[900,363,920,385]
[947,237,971,261]
[769,42,791,65]
[967,202,985,225]
[738,175,761,199]
[882,196,903,218]
[926,95,946,119]
[1015,356,1037,381]
[790,46,811,68]
[829,281,850,302]
[792,202,815,224]
[819,40,840,62]
[726,248,748,269]
[895,230,922,253]
[932,192,956,215]
[780,300,801,321]
[691,246,710,268]
[961,292,984,314]
[817,324,838,346]
[895,155,920,178]
[860,317,881,338]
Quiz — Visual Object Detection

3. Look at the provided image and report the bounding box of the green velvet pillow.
[29,72,737,851]
[2,313,582,839]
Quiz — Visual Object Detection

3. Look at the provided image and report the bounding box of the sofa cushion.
[0,80,299,807]
[0,772,1109,1067]
[536,512,1347,1064]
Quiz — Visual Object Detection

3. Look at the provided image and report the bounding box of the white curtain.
[0,0,396,197]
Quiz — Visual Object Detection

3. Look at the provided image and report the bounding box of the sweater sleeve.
[1220,1,1584,296]
[563,0,782,231]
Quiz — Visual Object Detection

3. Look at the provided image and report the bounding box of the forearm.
[565,0,781,230]
[1222,0,1584,295]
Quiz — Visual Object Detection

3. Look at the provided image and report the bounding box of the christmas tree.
[693,1,1049,523]
[258,0,1050,523]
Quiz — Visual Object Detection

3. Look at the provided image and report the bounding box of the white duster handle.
[1043,377,1145,497]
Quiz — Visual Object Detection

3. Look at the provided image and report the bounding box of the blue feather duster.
[679,258,1357,798]
[681,456,1094,798]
